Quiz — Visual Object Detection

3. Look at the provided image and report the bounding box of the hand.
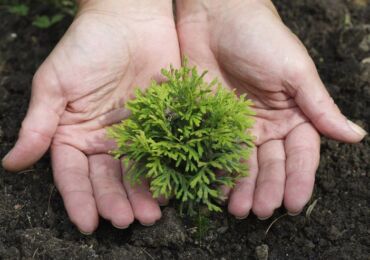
[2,0,180,234]
[176,0,367,219]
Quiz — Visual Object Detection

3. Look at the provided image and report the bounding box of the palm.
[177,2,321,218]
[47,13,180,231]
[51,13,180,152]
[210,6,314,146]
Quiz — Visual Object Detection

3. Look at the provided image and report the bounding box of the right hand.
[175,0,367,219]
[2,0,180,234]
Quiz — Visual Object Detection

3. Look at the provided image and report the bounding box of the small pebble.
[14,204,23,210]
[255,244,269,260]
[359,34,370,52]
[328,225,342,241]
[217,226,229,234]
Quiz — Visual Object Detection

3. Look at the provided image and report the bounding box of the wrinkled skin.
[176,0,366,219]
[2,0,180,233]
[2,0,366,234]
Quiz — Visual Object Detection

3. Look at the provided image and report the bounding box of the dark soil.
[0,0,369,259]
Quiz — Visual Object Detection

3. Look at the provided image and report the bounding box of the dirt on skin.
[0,0,369,259]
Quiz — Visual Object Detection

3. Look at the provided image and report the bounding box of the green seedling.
[5,1,77,29]
[32,14,65,29]
[108,61,255,215]
[7,4,29,16]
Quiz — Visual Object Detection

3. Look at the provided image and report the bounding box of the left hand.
[2,0,180,233]
[176,0,367,219]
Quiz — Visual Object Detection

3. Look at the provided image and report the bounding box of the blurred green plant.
[196,213,210,241]
[32,14,65,28]
[7,4,29,16]
[4,0,77,29]
[49,0,77,16]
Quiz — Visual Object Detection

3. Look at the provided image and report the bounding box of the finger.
[252,140,286,219]
[2,69,66,172]
[122,162,162,226]
[289,59,367,143]
[216,170,232,204]
[52,144,98,234]
[284,123,320,215]
[219,184,231,203]
[89,154,134,229]
[228,147,258,219]
[156,195,169,206]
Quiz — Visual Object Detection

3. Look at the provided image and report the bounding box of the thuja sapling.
[108,61,255,214]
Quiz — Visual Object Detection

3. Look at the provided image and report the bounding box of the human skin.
[2,0,180,234]
[175,0,367,219]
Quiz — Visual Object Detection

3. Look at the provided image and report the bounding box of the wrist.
[78,0,173,18]
[176,0,273,23]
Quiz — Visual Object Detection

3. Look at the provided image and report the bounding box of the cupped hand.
[2,0,180,233]
[176,0,366,219]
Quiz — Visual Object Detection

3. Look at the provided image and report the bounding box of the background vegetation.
[1,0,76,29]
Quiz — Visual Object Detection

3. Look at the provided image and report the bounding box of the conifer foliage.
[108,62,255,213]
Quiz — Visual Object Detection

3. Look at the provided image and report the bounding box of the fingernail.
[79,230,93,236]
[216,195,228,205]
[2,152,10,163]
[141,222,156,227]
[347,120,367,137]
[235,214,249,220]
[112,223,130,229]
[287,210,302,216]
[158,201,169,207]
[258,215,272,221]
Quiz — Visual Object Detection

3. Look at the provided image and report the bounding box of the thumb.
[292,61,367,143]
[2,67,66,172]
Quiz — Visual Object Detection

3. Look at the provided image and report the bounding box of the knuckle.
[285,58,315,89]
[260,158,285,171]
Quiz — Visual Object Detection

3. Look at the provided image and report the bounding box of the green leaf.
[32,16,52,28]
[32,14,65,29]
[7,4,29,16]
[51,14,65,24]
